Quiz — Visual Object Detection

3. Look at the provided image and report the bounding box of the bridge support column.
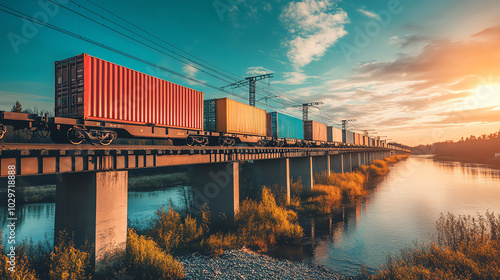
[253,158,290,204]
[351,153,360,170]
[313,156,330,177]
[192,161,239,219]
[290,157,313,189]
[331,154,343,173]
[344,154,352,173]
[55,171,128,271]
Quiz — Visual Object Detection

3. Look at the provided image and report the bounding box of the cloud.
[358,8,379,19]
[246,66,273,75]
[183,64,205,85]
[276,71,318,85]
[0,91,53,112]
[281,0,349,68]
[388,34,431,48]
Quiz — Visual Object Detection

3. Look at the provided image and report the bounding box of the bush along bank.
[370,212,500,280]
[288,155,409,215]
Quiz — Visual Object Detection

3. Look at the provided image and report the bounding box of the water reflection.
[267,156,500,276]
[0,186,189,245]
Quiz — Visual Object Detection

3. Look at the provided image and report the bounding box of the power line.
[85,0,243,81]
[45,0,236,85]
[0,4,250,103]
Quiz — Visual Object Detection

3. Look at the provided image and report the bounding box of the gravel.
[177,248,354,280]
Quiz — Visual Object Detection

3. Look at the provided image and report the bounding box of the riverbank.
[178,248,354,280]
[432,155,500,169]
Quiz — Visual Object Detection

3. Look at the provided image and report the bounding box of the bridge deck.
[0,144,392,177]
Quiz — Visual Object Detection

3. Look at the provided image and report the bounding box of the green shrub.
[235,187,303,251]
[126,229,184,280]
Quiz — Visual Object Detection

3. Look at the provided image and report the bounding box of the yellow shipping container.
[216,98,267,136]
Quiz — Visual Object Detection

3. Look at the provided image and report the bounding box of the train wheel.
[186,136,195,147]
[257,139,266,147]
[0,124,6,140]
[218,137,226,147]
[67,128,84,145]
[200,138,209,147]
[99,132,116,146]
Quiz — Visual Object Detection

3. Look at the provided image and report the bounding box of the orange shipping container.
[304,121,327,141]
[215,98,267,136]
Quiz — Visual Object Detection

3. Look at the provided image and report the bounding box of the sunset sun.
[472,84,500,108]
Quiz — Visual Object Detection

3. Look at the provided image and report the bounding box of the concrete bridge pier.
[331,154,344,173]
[55,171,128,271]
[351,153,361,170]
[252,158,290,204]
[313,155,331,177]
[192,161,240,219]
[290,156,314,189]
[343,153,352,173]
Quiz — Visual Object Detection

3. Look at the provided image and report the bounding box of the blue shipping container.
[267,112,304,139]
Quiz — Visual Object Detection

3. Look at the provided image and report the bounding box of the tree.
[11,101,22,112]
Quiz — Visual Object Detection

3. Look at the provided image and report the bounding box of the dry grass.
[199,232,240,257]
[48,231,93,280]
[235,187,304,251]
[0,231,39,280]
[126,229,184,279]
[149,205,204,254]
[292,155,408,215]
[372,212,500,280]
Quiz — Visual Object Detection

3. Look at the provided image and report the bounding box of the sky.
[1,0,500,146]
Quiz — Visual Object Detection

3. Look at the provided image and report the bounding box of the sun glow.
[472,84,500,108]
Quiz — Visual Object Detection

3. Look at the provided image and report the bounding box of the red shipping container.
[304,120,327,141]
[55,53,204,130]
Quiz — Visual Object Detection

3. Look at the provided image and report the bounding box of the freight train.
[0,53,392,149]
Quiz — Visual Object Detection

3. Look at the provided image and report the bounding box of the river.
[2,156,500,277]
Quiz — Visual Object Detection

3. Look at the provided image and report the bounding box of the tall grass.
[293,155,407,215]
[0,231,39,280]
[126,229,184,280]
[48,231,93,280]
[372,212,500,280]
[235,187,304,251]
[149,205,204,254]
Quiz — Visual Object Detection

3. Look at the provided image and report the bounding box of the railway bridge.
[0,143,407,269]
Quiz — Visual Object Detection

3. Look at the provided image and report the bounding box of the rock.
[178,249,349,280]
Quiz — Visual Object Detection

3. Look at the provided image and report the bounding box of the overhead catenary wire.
[2,2,343,126]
